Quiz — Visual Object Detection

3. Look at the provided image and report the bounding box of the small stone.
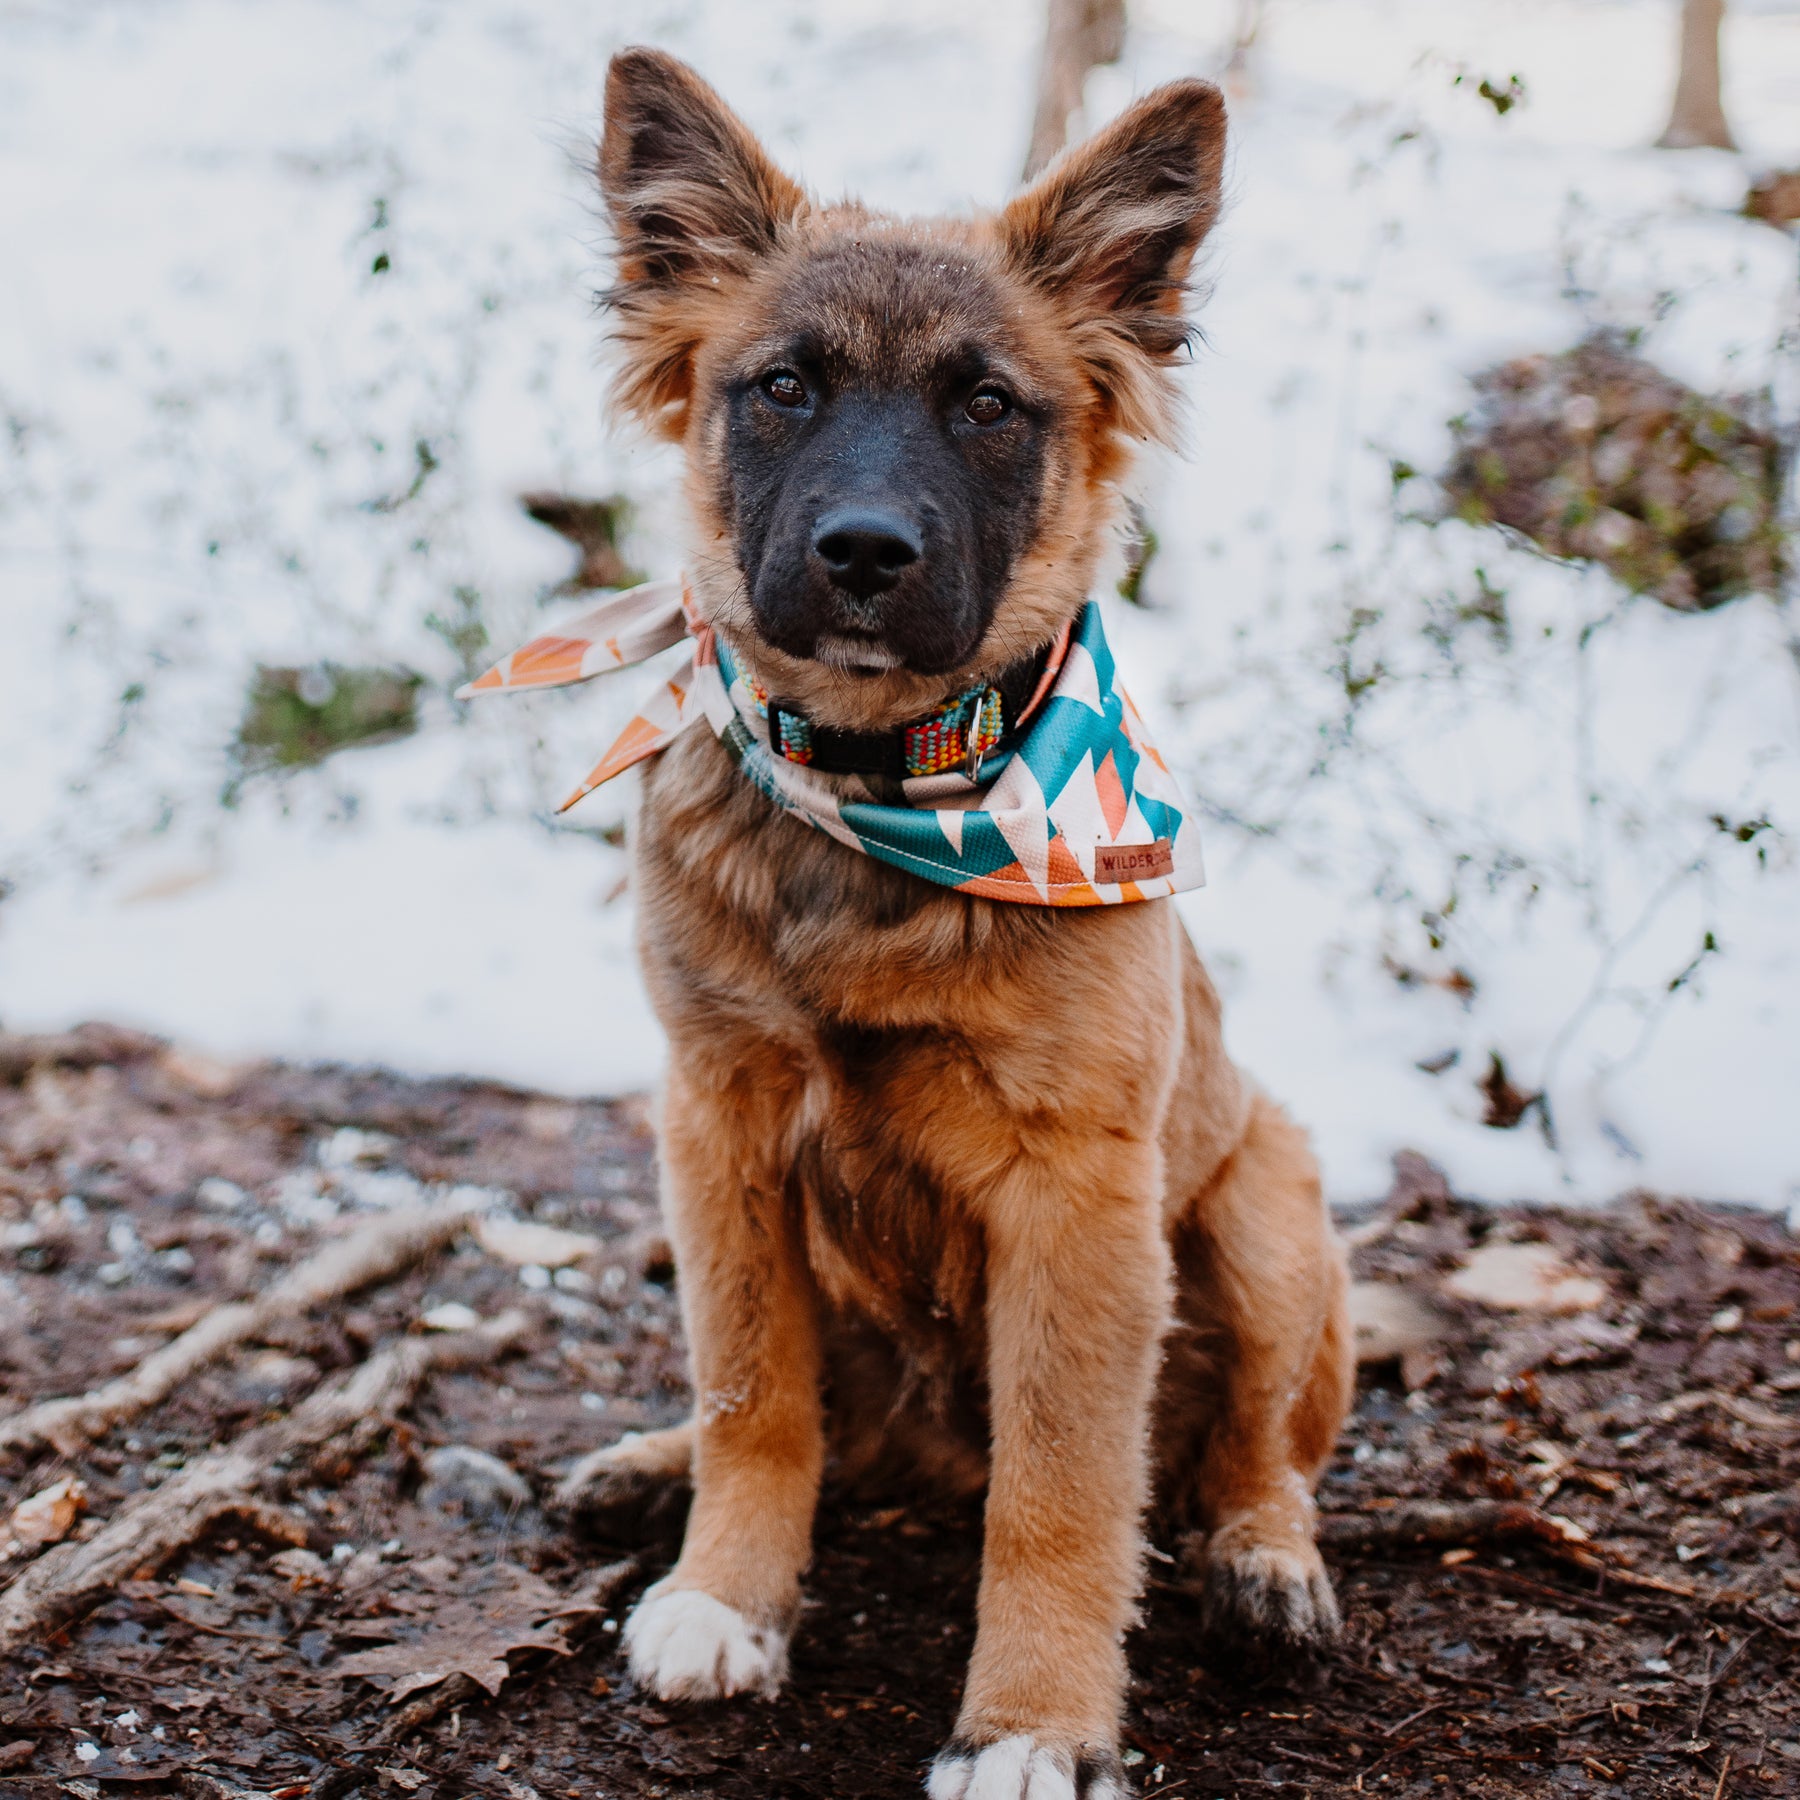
[317,1126,396,1169]
[518,1263,552,1292]
[1711,1305,1744,1334]
[270,1548,328,1586]
[478,1214,600,1271]
[419,1445,532,1524]
[196,1177,246,1211]
[235,1350,318,1406]
[421,1302,481,1332]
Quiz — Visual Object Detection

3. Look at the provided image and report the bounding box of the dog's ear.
[599,48,806,432]
[999,80,1226,437]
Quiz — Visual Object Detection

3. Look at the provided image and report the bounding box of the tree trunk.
[1022,0,1128,181]
[1225,0,1267,81]
[1656,0,1735,151]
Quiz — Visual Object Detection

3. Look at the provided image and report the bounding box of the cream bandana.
[458,577,1205,908]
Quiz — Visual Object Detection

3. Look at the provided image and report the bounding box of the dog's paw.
[552,1424,693,1524]
[925,1736,1127,1800]
[622,1578,787,1701]
[1199,1524,1340,1651]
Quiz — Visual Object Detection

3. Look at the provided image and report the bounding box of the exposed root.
[0,1192,490,1458]
[1320,1498,1583,1556]
[0,1310,528,1651]
[1320,1498,1699,1601]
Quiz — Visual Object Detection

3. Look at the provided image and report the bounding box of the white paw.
[926,1736,1126,1800]
[621,1578,787,1701]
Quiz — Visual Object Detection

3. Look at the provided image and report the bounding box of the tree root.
[0,1310,528,1651]
[0,1192,491,1458]
[1319,1497,1699,1600]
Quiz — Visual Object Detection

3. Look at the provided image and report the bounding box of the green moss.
[236,664,422,771]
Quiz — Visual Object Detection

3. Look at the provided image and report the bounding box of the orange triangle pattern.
[1093,749,1129,839]
[506,635,591,688]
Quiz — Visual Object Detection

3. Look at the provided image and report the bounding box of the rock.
[1443,1241,1607,1315]
[419,1446,532,1525]
[1349,1282,1446,1365]
[421,1301,481,1332]
[476,1214,601,1271]
[269,1548,329,1587]
[234,1350,318,1406]
[160,1048,248,1099]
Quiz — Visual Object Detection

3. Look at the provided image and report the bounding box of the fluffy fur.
[583,48,1354,1790]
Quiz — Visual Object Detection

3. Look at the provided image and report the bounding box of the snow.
[1,0,1797,1206]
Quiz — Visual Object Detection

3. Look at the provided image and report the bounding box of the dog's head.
[598,48,1226,728]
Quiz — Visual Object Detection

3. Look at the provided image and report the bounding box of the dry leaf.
[6,1476,86,1554]
[333,1561,625,1702]
[475,1215,601,1271]
[1443,1241,1606,1315]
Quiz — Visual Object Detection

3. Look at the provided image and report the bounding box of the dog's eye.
[965,388,1009,426]
[763,370,808,408]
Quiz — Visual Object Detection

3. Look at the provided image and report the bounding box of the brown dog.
[569,47,1353,1798]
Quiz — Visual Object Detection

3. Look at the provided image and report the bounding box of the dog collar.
[715,638,1055,785]
[458,576,1206,908]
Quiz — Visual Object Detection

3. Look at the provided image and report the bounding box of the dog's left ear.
[599,48,807,431]
[999,79,1226,382]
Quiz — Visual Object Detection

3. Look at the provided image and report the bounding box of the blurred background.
[1,0,1795,1208]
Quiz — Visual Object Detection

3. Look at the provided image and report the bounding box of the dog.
[566,47,1354,1799]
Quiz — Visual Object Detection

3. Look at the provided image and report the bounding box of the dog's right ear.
[599,48,806,433]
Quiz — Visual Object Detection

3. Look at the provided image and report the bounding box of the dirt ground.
[1,1026,1797,1799]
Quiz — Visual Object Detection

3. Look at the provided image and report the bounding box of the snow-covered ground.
[2,0,1796,1206]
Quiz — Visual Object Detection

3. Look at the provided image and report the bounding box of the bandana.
[458,577,1205,908]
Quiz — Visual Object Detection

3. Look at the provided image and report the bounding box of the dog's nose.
[811,508,921,599]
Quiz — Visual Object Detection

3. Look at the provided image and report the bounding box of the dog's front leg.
[622,1063,823,1703]
[930,1137,1170,1800]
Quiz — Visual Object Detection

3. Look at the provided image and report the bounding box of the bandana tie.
[458,578,1205,908]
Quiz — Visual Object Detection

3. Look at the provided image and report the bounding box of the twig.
[0,1311,528,1649]
[1382,1700,1449,1739]
[1270,1743,1346,1775]
[0,1193,490,1457]
[1694,1631,1758,1737]
[1711,1752,1733,1800]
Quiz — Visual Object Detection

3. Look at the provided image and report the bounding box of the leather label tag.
[1094,840,1174,884]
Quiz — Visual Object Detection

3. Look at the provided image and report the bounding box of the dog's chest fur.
[632,725,1190,1360]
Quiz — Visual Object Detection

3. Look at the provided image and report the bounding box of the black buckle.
[768,700,905,780]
